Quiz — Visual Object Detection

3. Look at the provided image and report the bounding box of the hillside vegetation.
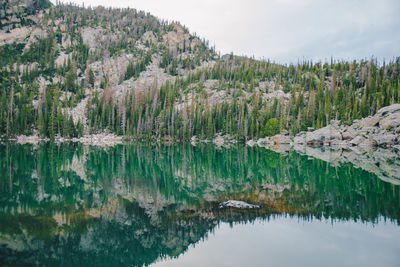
[1,0,399,141]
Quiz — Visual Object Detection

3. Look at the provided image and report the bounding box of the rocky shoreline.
[247,104,400,150]
[3,104,400,149]
[11,133,124,147]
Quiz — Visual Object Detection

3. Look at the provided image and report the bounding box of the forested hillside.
[1,0,399,141]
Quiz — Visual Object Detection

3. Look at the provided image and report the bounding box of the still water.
[0,143,399,266]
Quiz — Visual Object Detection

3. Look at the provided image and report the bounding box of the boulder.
[358,126,379,136]
[305,131,324,145]
[372,134,398,147]
[342,126,357,140]
[349,136,366,146]
[294,131,306,144]
[330,139,348,147]
[358,116,380,129]
[361,137,378,147]
[280,129,289,136]
[379,112,400,130]
[376,104,400,117]
[270,134,292,144]
[306,125,342,145]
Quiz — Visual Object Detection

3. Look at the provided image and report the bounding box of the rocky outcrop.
[296,104,400,148]
[14,133,124,147]
[305,120,342,145]
[248,104,400,152]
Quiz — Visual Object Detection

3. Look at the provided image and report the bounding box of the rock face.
[219,200,260,209]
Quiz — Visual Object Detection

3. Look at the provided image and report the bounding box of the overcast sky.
[52,0,400,64]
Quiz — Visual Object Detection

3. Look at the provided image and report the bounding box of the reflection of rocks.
[219,200,260,209]
[247,104,400,184]
[246,140,257,147]
[61,153,88,182]
[293,145,400,185]
[1,143,400,266]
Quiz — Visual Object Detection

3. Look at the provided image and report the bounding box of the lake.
[0,143,399,266]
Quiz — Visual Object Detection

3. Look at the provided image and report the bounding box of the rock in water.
[219,200,260,209]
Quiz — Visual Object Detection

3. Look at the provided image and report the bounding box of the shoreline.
[1,103,399,148]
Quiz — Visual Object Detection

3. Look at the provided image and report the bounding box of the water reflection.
[0,143,399,266]
[153,217,400,267]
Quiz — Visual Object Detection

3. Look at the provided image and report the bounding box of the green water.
[0,143,399,266]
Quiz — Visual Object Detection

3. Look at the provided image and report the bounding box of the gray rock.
[280,129,289,136]
[294,131,306,144]
[358,116,380,129]
[360,138,378,147]
[358,126,379,136]
[376,104,400,117]
[342,127,357,140]
[379,112,400,130]
[372,134,398,147]
[306,125,342,145]
[330,139,348,147]
[270,134,292,144]
[349,135,366,146]
[219,200,260,209]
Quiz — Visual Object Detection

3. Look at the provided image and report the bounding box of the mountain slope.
[0,0,399,141]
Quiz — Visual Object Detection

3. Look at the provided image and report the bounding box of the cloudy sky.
[52,0,400,64]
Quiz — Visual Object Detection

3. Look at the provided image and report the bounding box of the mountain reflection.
[0,143,399,266]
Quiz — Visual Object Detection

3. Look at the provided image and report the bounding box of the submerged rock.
[219,200,260,209]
